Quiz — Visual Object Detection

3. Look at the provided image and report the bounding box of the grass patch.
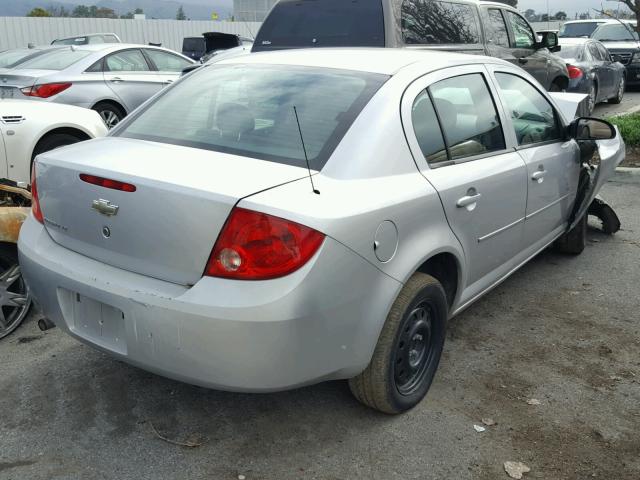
[606,113,640,146]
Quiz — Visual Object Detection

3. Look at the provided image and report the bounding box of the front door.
[404,67,528,287]
[503,10,549,88]
[103,49,163,112]
[491,70,581,247]
[142,49,193,88]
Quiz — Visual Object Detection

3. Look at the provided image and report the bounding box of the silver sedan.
[19,49,624,414]
[0,44,194,128]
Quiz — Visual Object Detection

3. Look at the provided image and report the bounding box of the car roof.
[219,47,511,75]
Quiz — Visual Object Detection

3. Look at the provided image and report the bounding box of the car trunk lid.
[35,137,309,285]
[0,69,51,88]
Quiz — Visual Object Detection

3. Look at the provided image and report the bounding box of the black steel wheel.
[349,273,448,414]
[0,245,31,339]
[610,76,625,104]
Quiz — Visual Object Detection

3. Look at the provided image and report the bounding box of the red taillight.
[21,82,72,98]
[79,174,136,192]
[567,65,584,80]
[205,207,325,280]
[31,162,44,224]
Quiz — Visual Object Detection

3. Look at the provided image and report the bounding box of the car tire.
[587,83,597,116]
[32,133,84,161]
[548,81,564,92]
[609,76,625,104]
[555,214,587,255]
[348,273,448,414]
[0,244,31,340]
[93,102,125,130]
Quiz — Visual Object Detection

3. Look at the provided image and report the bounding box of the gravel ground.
[1,172,639,480]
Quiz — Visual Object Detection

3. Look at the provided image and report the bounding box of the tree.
[619,1,640,32]
[27,7,51,17]
[524,9,537,22]
[71,5,91,17]
[176,5,186,20]
[554,11,567,20]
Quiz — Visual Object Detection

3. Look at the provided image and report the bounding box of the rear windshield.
[402,0,481,45]
[0,49,36,68]
[559,22,602,38]
[118,64,388,169]
[592,24,639,42]
[52,37,88,45]
[183,38,205,52]
[556,45,583,60]
[253,0,385,51]
[14,49,92,70]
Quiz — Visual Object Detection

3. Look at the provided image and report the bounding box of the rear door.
[481,7,515,61]
[142,49,193,88]
[402,65,528,287]
[503,9,549,87]
[489,67,580,248]
[596,42,618,97]
[103,49,163,112]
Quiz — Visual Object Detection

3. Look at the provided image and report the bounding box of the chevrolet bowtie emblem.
[92,199,119,216]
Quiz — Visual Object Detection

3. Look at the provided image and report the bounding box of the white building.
[233,0,278,22]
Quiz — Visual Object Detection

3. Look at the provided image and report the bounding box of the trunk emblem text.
[92,199,119,216]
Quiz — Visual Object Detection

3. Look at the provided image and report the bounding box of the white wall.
[0,17,262,53]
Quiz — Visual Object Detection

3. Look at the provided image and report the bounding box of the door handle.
[110,77,124,83]
[531,170,547,181]
[457,193,482,208]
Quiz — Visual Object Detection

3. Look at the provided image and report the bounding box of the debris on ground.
[149,422,205,448]
[473,424,486,433]
[238,475,246,480]
[504,461,531,479]
[526,399,541,406]
[482,418,497,426]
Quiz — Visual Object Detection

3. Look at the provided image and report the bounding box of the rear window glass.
[556,45,583,60]
[119,65,388,169]
[592,24,639,42]
[0,49,35,68]
[559,22,602,38]
[402,0,481,45]
[183,38,205,52]
[253,0,385,51]
[52,37,87,46]
[14,49,91,70]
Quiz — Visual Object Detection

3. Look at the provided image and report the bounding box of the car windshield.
[556,45,582,60]
[118,64,388,169]
[14,48,92,70]
[0,49,38,68]
[559,22,602,38]
[592,24,639,41]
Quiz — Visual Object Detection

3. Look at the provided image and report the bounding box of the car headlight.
[632,52,640,64]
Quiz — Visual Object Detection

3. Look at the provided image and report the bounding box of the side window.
[505,11,535,49]
[103,35,119,43]
[411,91,448,164]
[495,73,561,146]
[85,59,104,73]
[484,8,510,48]
[105,50,150,72]
[588,43,603,61]
[402,0,480,45]
[596,43,611,61]
[428,73,506,161]
[87,36,104,44]
[145,49,192,72]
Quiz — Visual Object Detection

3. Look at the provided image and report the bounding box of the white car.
[0,100,107,184]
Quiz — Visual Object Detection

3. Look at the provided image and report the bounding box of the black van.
[183,32,253,61]
[253,0,569,91]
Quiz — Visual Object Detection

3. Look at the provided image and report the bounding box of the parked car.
[20,48,624,413]
[557,38,626,115]
[559,19,610,39]
[0,47,53,69]
[182,32,253,61]
[252,0,569,91]
[51,33,122,46]
[0,100,106,339]
[0,44,194,129]
[591,21,640,86]
[0,100,107,184]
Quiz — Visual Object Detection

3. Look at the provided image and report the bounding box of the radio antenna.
[293,106,320,195]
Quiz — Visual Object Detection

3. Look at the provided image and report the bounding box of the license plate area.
[58,289,127,355]
[0,87,17,99]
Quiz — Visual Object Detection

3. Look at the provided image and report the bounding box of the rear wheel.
[349,273,447,414]
[587,83,598,116]
[555,214,587,255]
[549,80,564,92]
[93,102,125,129]
[609,76,625,104]
[0,245,31,340]
[32,133,84,161]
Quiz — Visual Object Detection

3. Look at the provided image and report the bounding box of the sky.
[518,0,632,16]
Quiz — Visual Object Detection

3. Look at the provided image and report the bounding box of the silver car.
[19,49,624,414]
[0,44,194,128]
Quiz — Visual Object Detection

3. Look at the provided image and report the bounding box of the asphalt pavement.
[594,88,640,118]
[1,171,638,480]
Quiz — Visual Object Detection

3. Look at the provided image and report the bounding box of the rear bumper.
[19,217,402,392]
[624,64,640,85]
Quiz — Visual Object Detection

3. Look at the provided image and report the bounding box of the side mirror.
[570,118,617,141]
[538,32,560,52]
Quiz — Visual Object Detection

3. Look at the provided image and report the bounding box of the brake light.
[205,207,325,280]
[21,82,72,98]
[79,174,136,192]
[31,162,44,224]
[567,65,584,80]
